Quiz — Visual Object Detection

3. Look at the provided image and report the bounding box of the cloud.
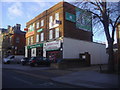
[8,2,23,20]
[1,0,63,2]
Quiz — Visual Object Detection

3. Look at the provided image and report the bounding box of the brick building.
[2,24,26,57]
[0,28,7,59]
[25,2,93,62]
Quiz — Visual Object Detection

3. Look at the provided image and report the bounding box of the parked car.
[29,56,50,67]
[3,55,15,64]
[3,55,24,64]
[21,57,30,65]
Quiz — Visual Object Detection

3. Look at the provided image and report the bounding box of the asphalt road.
[2,66,78,88]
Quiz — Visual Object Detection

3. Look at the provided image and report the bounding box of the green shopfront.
[25,43,43,58]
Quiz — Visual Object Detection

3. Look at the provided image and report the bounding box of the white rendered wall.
[63,38,108,64]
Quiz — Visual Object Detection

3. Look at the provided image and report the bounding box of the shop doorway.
[36,47,43,57]
[47,51,62,63]
[28,49,31,58]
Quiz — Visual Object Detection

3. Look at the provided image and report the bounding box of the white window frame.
[41,20,44,27]
[31,36,33,44]
[49,30,53,39]
[55,28,59,38]
[55,12,59,20]
[27,37,30,45]
[33,23,35,30]
[36,22,39,29]
[28,26,30,32]
[36,34,39,42]
[49,16,53,23]
[40,32,44,41]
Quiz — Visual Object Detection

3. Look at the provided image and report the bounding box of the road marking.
[13,76,33,85]
[38,82,54,86]
[13,70,50,80]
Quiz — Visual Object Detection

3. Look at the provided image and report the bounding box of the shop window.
[49,30,53,39]
[41,32,44,41]
[36,34,39,42]
[55,28,59,38]
[41,20,44,27]
[36,22,39,29]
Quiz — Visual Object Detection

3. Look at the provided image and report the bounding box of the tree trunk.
[108,41,115,72]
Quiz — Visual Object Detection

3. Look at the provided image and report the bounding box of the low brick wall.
[50,59,90,69]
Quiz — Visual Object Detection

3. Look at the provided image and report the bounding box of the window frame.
[49,30,53,40]
[40,32,44,41]
[36,34,39,42]
[55,28,59,38]
[41,20,44,27]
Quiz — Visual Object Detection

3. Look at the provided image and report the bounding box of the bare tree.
[74,0,120,72]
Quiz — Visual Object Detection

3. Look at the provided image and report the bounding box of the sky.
[0,0,119,46]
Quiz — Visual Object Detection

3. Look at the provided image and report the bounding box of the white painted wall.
[63,38,108,64]
[25,46,28,57]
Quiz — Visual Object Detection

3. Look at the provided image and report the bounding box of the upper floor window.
[49,16,53,23]
[55,12,59,20]
[40,32,44,41]
[41,20,44,27]
[49,30,53,39]
[36,34,39,42]
[32,23,35,30]
[31,36,34,44]
[36,22,39,29]
[28,23,35,32]
[55,28,59,38]
[16,37,20,43]
[27,37,30,45]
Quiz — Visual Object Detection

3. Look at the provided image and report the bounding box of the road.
[2,64,80,88]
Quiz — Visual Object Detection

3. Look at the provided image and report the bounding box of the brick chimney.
[16,24,21,30]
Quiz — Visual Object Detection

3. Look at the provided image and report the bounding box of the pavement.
[2,64,119,88]
[51,65,119,88]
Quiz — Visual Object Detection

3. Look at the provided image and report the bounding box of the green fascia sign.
[27,43,43,49]
[76,8,92,31]
[46,48,60,51]
[65,12,76,22]
[37,28,43,32]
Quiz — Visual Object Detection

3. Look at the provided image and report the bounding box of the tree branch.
[88,10,103,23]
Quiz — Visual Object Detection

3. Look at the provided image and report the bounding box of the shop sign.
[37,28,43,32]
[76,8,92,32]
[27,43,43,49]
[65,12,76,22]
[45,40,61,51]
[26,31,34,38]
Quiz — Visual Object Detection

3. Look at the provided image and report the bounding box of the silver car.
[3,55,15,64]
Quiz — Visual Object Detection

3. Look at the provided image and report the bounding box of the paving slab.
[51,70,119,88]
